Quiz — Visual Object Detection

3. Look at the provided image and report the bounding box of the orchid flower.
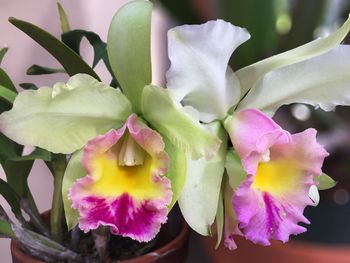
[166,18,350,246]
[0,1,220,242]
[225,109,328,246]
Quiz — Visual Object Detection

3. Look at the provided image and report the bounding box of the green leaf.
[26,64,65,75]
[0,85,17,103]
[0,133,22,164]
[62,30,106,68]
[142,85,221,160]
[0,178,22,219]
[62,150,84,230]
[163,137,187,209]
[107,0,152,113]
[225,149,247,191]
[61,30,118,87]
[9,17,100,80]
[0,48,8,65]
[57,2,70,33]
[9,147,51,162]
[0,74,132,154]
[178,123,227,236]
[4,159,34,198]
[0,68,16,92]
[316,173,337,190]
[19,83,38,90]
[0,219,15,238]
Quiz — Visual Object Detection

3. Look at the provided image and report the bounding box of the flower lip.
[229,108,329,245]
[69,114,172,242]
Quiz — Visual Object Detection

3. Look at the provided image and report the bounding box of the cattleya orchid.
[166,17,350,248]
[0,1,220,242]
[0,0,347,255]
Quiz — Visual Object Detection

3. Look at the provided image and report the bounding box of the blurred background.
[1,0,350,262]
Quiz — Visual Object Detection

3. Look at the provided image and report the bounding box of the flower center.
[88,155,163,200]
[252,160,301,196]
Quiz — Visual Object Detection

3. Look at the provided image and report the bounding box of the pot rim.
[11,217,189,263]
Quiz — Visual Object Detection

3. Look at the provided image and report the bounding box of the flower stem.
[50,154,67,243]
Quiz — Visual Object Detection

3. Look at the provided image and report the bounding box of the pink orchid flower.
[225,109,329,246]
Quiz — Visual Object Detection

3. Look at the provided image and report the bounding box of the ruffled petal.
[230,109,328,245]
[224,109,287,174]
[166,20,250,122]
[69,114,172,242]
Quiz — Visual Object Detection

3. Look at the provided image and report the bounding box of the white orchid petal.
[236,16,350,97]
[166,19,250,122]
[237,45,350,114]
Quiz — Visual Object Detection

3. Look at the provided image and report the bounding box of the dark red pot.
[11,212,189,263]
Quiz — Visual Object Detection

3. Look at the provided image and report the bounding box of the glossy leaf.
[26,64,65,75]
[0,133,22,164]
[0,68,16,92]
[19,83,38,90]
[0,178,22,219]
[0,85,16,103]
[9,18,100,80]
[107,0,152,113]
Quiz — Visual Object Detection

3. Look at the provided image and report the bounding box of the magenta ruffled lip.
[226,108,329,247]
[69,114,173,242]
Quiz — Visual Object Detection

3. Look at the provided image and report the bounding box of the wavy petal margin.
[228,109,328,245]
[0,74,132,154]
[166,20,250,122]
[69,114,172,242]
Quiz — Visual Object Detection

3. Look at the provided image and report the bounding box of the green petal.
[142,85,221,159]
[178,122,227,235]
[316,173,337,190]
[163,137,187,209]
[107,0,152,114]
[225,149,247,191]
[236,16,350,96]
[0,74,132,154]
[62,150,85,230]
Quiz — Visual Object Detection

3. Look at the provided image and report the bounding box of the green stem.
[50,154,67,243]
